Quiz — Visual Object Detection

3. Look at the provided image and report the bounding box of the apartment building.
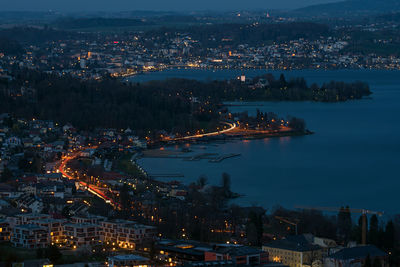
[32,218,66,244]
[11,224,49,249]
[100,220,156,250]
[64,223,99,248]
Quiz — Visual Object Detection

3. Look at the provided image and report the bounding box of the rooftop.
[108,254,149,261]
[328,245,387,260]
[263,235,321,252]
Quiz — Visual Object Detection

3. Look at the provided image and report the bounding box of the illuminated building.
[107,254,151,267]
[0,219,11,241]
[204,244,269,265]
[11,224,49,249]
[63,223,99,248]
[99,220,156,250]
[262,235,323,267]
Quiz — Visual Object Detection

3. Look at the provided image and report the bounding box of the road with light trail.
[58,148,121,210]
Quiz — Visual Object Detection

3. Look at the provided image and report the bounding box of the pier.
[184,153,218,161]
[148,173,185,178]
[209,153,241,163]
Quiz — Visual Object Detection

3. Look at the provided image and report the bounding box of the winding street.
[58,148,121,210]
[171,121,237,141]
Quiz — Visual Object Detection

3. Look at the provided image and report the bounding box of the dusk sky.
[3,0,343,12]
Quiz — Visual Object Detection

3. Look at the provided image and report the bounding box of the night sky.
[2,0,343,12]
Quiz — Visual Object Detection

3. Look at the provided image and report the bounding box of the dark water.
[132,69,400,215]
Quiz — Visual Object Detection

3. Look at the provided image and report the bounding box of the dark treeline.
[0,69,220,136]
[0,69,370,135]
[146,74,371,102]
[271,207,397,257]
[145,22,330,47]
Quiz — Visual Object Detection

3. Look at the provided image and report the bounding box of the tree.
[279,74,287,86]
[45,245,62,263]
[120,183,132,218]
[247,211,263,246]
[61,206,71,219]
[369,215,379,246]
[196,175,208,188]
[36,248,44,259]
[1,167,13,182]
[384,220,395,250]
[221,173,231,198]
[337,206,352,242]
[364,254,372,267]
[372,257,381,267]
[288,117,306,132]
[352,215,366,244]
[149,240,156,260]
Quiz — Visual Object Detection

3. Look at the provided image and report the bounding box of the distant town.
[1,11,400,80]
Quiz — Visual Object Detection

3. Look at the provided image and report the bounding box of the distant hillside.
[54,17,148,30]
[146,22,330,47]
[0,38,24,56]
[294,0,400,17]
[0,27,80,45]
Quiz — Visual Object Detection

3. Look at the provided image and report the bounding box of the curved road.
[172,121,237,141]
[58,149,121,210]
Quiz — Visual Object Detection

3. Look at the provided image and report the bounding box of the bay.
[131,69,400,215]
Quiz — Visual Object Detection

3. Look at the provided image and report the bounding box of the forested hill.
[145,22,330,47]
[294,0,400,17]
[0,69,371,135]
[54,18,148,30]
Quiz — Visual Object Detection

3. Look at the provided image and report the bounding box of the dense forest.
[0,70,220,136]
[0,69,371,135]
[145,74,371,102]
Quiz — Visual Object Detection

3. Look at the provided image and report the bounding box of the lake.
[130,69,400,215]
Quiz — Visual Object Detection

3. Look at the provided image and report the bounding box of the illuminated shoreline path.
[58,148,121,210]
[172,121,237,141]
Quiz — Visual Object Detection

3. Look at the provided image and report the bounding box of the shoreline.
[122,67,400,80]
[147,129,313,149]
